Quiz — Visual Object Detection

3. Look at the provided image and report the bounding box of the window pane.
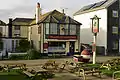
[60,24,68,35]
[112,41,118,49]
[50,23,57,34]
[112,10,118,17]
[14,26,20,30]
[45,23,49,34]
[12,40,14,51]
[112,26,118,34]
[64,24,69,35]
[70,25,76,35]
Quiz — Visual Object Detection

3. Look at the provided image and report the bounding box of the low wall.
[8,52,27,57]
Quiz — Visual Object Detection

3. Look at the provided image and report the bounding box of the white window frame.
[45,23,49,34]
[70,24,76,35]
[112,10,118,17]
[112,26,118,34]
[14,26,20,30]
[50,23,57,34]
[112,41,118,49]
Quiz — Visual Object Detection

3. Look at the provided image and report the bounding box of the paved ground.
[0,56,119,66]
[0,56,120,80]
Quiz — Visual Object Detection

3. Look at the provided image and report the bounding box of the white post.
[93,34,97,64]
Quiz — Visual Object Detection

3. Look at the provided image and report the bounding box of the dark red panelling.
[43,43,48,49]
[48,35,77,40]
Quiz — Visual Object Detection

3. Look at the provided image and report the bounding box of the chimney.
[62,9,64,14]
[62,9,65,15]
[36,2,41,24]
[8,18,12,38]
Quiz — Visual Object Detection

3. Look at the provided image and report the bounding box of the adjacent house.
[12,18,34,38]
[74,0,119,55]
[1,18,33,54]
[0,20,7,37]
[29,3,82,55]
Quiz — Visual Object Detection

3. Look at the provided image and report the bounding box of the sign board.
[48,35,77,40]
[91,15,100,33]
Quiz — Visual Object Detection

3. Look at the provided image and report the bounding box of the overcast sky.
[0,0,103,23]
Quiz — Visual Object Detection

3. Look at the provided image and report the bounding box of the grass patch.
[0,69,30,80]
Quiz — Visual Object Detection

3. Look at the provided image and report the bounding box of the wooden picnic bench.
[23,71,35,77]
[42,60,55,69]
[1,63,26,72]
[24,66,54,79]
[112,71,120,80]
[78,66,101,80]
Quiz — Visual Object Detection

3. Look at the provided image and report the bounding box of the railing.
[48,47,65,52]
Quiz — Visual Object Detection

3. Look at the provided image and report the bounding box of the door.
[69,41,75,55]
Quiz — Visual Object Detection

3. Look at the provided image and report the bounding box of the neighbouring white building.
[74,0,119,55]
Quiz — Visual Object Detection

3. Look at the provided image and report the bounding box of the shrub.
[9,54,27,60]
[16,39,30,52]
[27,49,41,60]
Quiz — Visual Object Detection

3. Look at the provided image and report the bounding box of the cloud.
[0,0,100,23]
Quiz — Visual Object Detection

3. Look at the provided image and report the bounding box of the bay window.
[70,24,76,35]
[45,23,49,34]
[50,23,57,34]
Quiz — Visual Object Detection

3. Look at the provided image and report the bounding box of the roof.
[0,20,6,26]
[30,10,82,25]
[74,0,117,16]
[12,18,34,26]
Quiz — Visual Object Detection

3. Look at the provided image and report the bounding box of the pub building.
[29,3,82,55]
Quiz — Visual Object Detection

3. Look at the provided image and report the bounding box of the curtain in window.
[45,23,49,34]
[50,23,57,34]
[64,24,69,35]
[70,25,76,35]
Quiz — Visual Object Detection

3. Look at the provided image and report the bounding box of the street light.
[90,15,101,64]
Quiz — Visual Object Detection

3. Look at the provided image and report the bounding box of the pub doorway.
[69,41,75,55]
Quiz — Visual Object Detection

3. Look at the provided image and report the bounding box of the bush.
[16,39,30,52]
[27,49,41,60]
[9,54,27,60]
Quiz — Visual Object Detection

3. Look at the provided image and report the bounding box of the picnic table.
[78,65,101,80]
[64,61,84,73]
[100,58,120,70]
[23,66,54,79]
[1,63,26,72]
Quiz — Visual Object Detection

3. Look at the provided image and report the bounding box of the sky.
[0,0,103,23]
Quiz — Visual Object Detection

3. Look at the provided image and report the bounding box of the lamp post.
[91,15,100,64]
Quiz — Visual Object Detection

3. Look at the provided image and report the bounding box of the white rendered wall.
[1,38,20,56]
[30,25,40,51]
[74,9,107,50]
[0,26,7,37]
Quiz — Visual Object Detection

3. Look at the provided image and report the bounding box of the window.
[60,24,69,35]
[112,41,118,49]
[50,23,57,34]
[112,26,118,34]
[14,34,20,37]
[0,27,2,33]
[70,24,76,35]
[14,26,20,30]
[16,40,19,47]
[112,10,118,17]
[38,26,41,34]
[45,23,49,34]
[12,40,14,51]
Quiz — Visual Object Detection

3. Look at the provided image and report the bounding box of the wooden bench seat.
[84,70,101,75]
[78,67,101,80]
[23,71,35,77]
